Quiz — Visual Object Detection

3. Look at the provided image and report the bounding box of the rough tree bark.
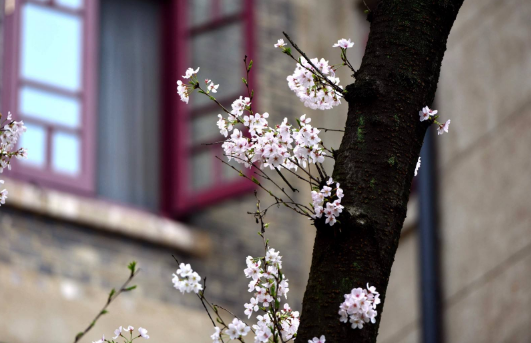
[297,1,465,342]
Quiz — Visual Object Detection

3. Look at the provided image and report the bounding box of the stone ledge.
[2,177,211,256]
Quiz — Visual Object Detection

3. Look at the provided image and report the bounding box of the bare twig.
[217,156,311,217]
[74,263,139,343]
[316,127,345,133]
[274,168,299,193]
[282,31,345,95]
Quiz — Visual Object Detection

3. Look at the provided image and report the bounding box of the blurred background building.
[0,0,529,342]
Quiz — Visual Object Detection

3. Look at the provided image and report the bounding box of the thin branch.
[286,157,320,183]
[316,163,328,180]
[74,264,139,343]
[217,156,310,217]
[314,162,325,180]
[274,168,299,193]
[277,165,316,186]
[316,127,345,133]
[282,31,345,95]
[201,140,226,146]
[243,55,255,115]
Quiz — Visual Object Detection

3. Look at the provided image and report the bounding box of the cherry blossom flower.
[207,81,219,93]
[0,189,7,206]
[419,106,437,122]
[274,39,287,48]
[176,80,189,104]
[300,114,311,124]
[415,157,421,176]
[333,38,354,49]
[176,263,193,277]
[182,67,200,79]
[138,327,150,339]
[113,326,122,339]
[0,112,27,207]
[210,327,221,343]
[244,297,260,318]
[437,119,451,135]
[92,334,105,343]
[309,335,326,343]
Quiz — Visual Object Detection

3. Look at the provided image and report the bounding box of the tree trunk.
[297,1,464,342]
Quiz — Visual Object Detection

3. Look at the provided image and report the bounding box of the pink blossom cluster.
[219,112,326,171]
[419,106,451,135]
[210,318,251,342]
[243,248,300,342]
[0,111,28,206]
[311,177,344,226]
[177,67,219,104]
[171,263,203,294]
[287,57,343,110]
[338,284,381,330]
[308,336,326,343]
[92,325,149,343]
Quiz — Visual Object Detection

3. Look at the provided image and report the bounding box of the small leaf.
[100,310,108,315]
[247,60,253,71]
[124,285,137,291]
[127,261,137,274]
[109,288,116,299]
[251,177,260,185]
[242,77,248,85]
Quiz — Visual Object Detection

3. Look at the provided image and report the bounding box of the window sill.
[2,177,211,256]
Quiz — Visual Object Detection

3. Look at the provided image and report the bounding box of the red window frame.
[164,0,256,216]
[3,0,253,215]
[2,0,98,194]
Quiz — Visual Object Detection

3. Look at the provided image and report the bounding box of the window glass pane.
[19,123,46,168]
[56,0,83,9]
[52,131,80,175]
[19,86,81,128]
[191,112,222,145]
[221,0,242,16]
[189,0,211,26]
[222,156,243,182]
[191,150,214,190]
[20,3,82,91]
[191,22,244,107]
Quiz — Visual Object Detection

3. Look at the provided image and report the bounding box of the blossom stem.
[73,265,139,343]
[274,168,299,193]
